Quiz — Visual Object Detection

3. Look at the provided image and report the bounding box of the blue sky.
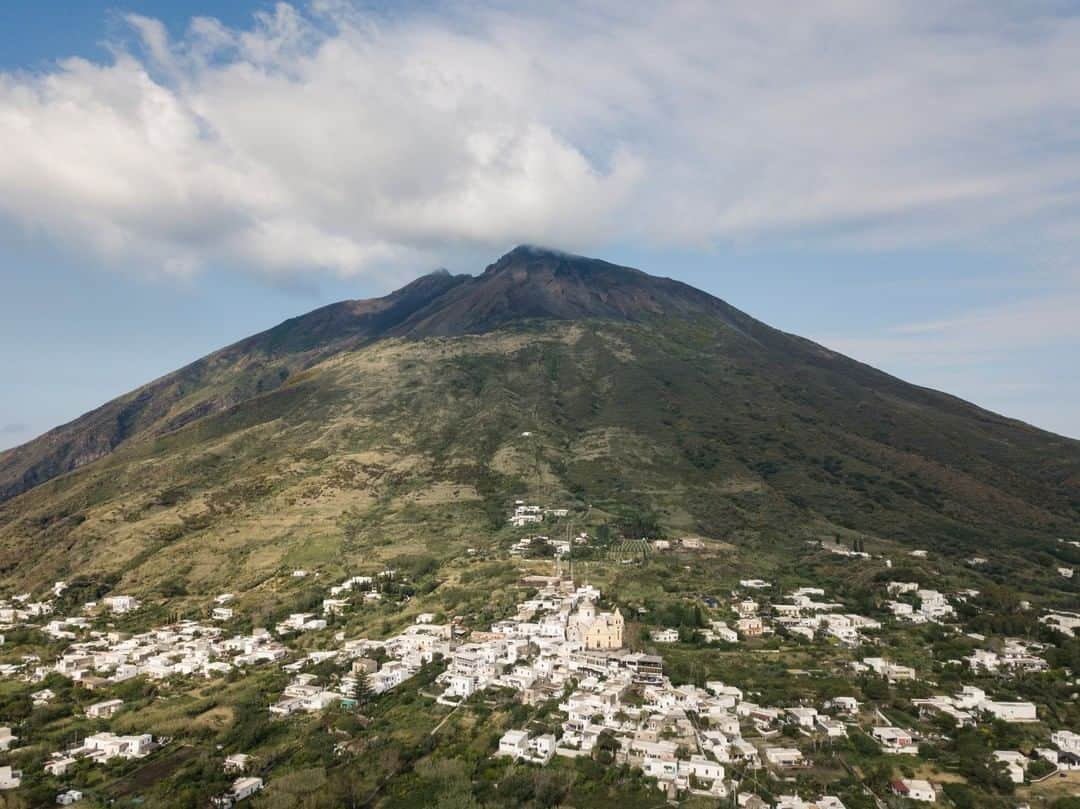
[2,1,1079,449]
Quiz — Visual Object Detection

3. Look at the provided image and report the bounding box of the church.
[568,599,624,650]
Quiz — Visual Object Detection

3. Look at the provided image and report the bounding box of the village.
[0,505,1074,807]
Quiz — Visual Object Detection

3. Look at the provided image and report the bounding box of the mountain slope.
[0,245,743,503]
[0,268,471,503]
[0,247,1077,595]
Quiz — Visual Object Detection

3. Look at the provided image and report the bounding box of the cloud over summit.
[1,1,1079,280]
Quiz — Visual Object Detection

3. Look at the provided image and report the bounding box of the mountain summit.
[0,245,745,503]
[0,247,1077,592]
[383,244,736,337]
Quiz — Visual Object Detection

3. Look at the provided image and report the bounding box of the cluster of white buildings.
[2,589,142,624]
[1041,610,1080,637]
[439,581,626,703]
[275,613,328,635]
[480,579,857,804]
[44,732,156,775]
[769,588,881,645]
[509,533,587,557]
[983,732,1080,787]
[329,570,395,598]
[1,552,1076,809]
[47,622,288,684]
[508,502,568,528]
[851,657,916,682]
[912,685,1038,725]
[728,597,772,640]
[964,638,1047,674]
[320,570,399,617]
[1037,730,1080,772]
[510,535,565,557]
[44,616,91,640]
[885,582,956,623]
[0,592,55,627]
[711,584,884,647]
[269,614,453,714]
[269,672,342,716]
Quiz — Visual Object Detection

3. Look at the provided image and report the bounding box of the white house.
[510,504,543,527]
[708,622,739,643]
[887,581,919,595]
[765,747,804,768]
[0,765,21,790]
[45,757,77,776]
[224,753,253,773]
[981,701,1037,723]
[370,661,412,694]
[872,726,917,755]
[322,599,348,616]
[103,596,140,614]
[1052,730,1080,756]
[786,707,818,729]
[79,732,154,760]
[892,778,935,802]
[679,756,724,782]
[497,729,530,758]
[993,751,1027,784]
[736,617,764,638]
[86,699,124,719]
[232,777,264,802]
[213,777,264,807]
[830,696,860,714]
[524,734,556,765]
[816,716,847,737]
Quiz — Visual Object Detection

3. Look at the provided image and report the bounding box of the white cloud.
[1,1,1079,279]
[825,293,1080,364]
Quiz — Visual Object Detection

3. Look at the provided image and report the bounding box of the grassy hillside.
[1,318,1076,602]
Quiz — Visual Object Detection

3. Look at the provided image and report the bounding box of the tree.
[353,672,373,708]
[849,730,882,757]
[593,730,619,765]
[865,760,893,792]
[435,776,482,809]
[942,783,981,809]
